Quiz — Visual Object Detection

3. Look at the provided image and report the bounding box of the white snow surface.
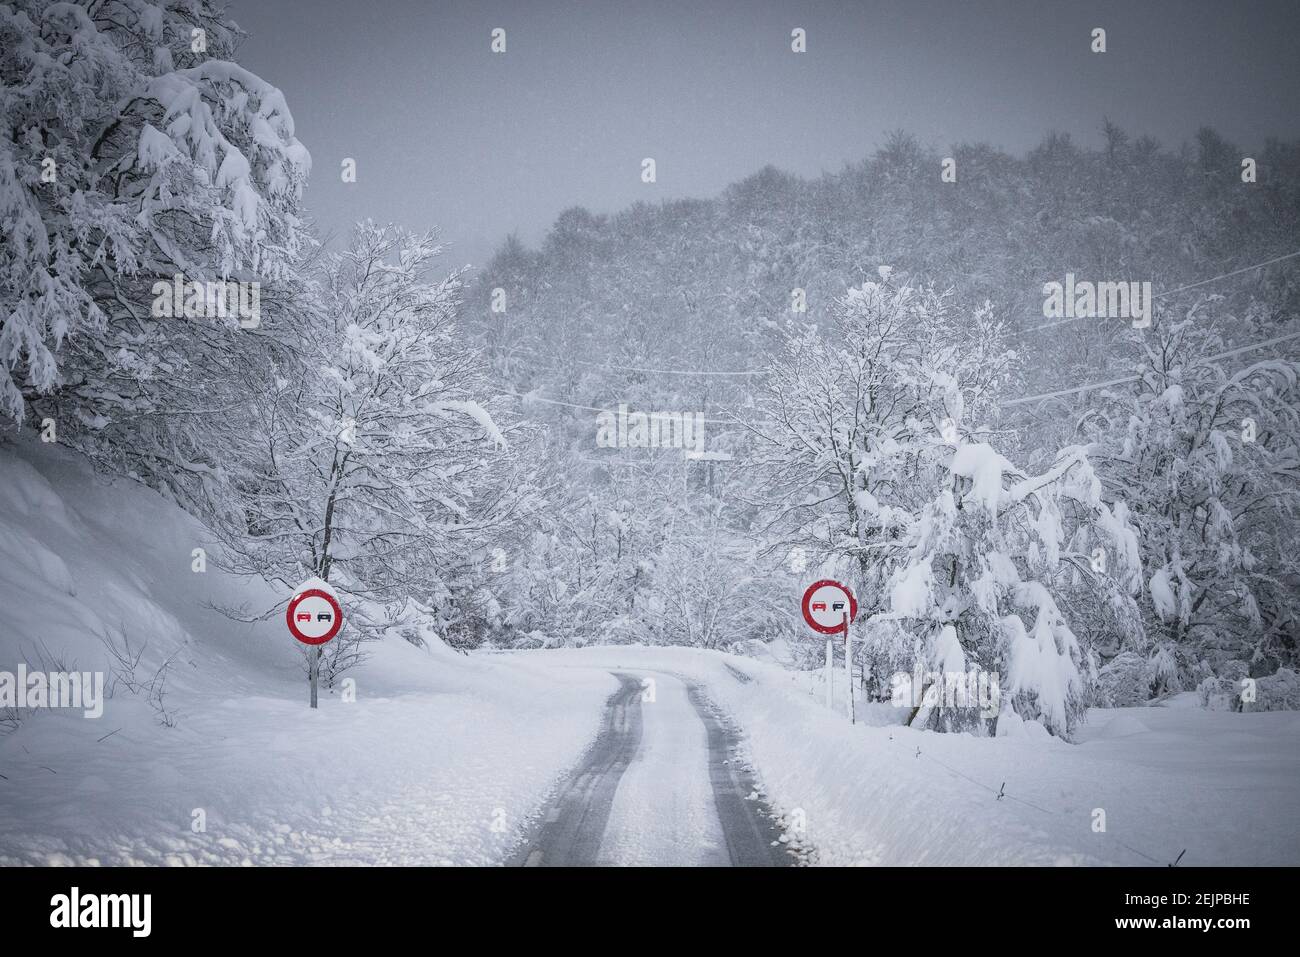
[0,440,612,865]
[2,440,1297,866]
[596,673,728,865]
[949,442,1016,516]
[531,646,1300,866]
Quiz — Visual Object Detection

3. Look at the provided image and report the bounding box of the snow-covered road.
[510,671,796,867]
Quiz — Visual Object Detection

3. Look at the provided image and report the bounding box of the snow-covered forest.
[1,0,1299,875]
[468,136,1300,735]
[4,0,1299,735]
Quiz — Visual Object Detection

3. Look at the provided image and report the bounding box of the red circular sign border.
[800,579,857,635]
[286,588,344,645]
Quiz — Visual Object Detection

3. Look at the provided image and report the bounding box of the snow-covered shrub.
[381,599,444,651]
[858,617,923,703]
[1095,651,1153,707]
[1251,668,1300,712]
[1218,660,1251,682]
[1196,663,1300,712]
[1148,642,1193,696]
[1193,659,1284,711]
[1197,675,1242,712]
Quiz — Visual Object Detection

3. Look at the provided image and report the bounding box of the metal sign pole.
[310,645,319,709]
[825,637,833,709]
[844,611,855,725]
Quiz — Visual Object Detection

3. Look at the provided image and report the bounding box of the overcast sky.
[232,0,1300,269]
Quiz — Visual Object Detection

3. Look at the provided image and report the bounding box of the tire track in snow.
[682,680,796,867]
[510,673,644,866]
[510,670,797,867]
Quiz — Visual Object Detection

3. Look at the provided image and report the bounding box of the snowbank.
[0,439,612,865]
[528,645,1300,866]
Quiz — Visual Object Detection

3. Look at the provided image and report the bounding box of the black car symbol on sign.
[317,612,333,622]
[832,601,845,611]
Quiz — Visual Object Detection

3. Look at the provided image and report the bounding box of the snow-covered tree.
[1086,306,1300,685]
[876,441,1142,737]
[640,523,791,650]
[740,275,1145,736]
[743,275,1014,625]
[1,0,309,501]
[211,223,510,681]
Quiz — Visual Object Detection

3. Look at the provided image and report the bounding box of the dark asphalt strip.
[510,672,645,866]
[682,680,799,867]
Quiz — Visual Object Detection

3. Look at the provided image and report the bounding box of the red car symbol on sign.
[800,579,857,635]
[286,588,344,646]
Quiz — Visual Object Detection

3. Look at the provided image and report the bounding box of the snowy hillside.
[0,439,612,865]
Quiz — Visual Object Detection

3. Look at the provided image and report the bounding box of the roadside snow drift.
[0,440,613,865]
[531,646,1300,866]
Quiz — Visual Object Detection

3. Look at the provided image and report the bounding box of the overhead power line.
[502,329,1300,419]
[571,358,761,377]
[1029,248,1300,333]
[498,387,736,425]
[498,250,1300,418]
[1001,329,1300,408]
